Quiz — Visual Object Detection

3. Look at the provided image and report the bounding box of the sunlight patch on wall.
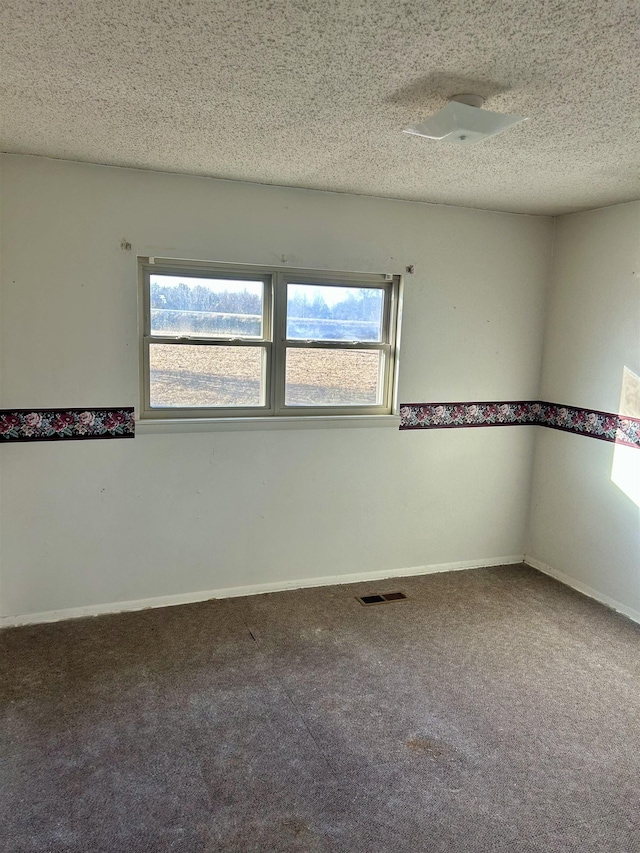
[612,367,640,507]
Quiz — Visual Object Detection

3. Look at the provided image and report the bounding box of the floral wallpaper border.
[3,401,637,448]
[0,407,135,443]
[399,401,640,449]
[537,402,640,449]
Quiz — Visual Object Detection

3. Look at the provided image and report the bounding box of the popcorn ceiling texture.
[1,0,639,215]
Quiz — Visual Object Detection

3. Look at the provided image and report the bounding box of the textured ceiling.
[1,0,639,215]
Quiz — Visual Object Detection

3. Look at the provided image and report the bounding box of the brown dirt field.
[149,345,381,408]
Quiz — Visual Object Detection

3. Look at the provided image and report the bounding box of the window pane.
[286,284,384,342]
[285,348,383,407]
[150,275,264,338]
[149,344,266,408]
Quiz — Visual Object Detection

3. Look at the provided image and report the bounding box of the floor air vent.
[356,592,408,606]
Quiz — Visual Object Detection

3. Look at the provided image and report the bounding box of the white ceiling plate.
[404,101,528,145]
[0,0,639,215]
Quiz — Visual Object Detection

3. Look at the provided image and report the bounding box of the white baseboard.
[524,555,640,626]
[0,555,524,628]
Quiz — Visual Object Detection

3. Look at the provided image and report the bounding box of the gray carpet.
[1,564,639,852]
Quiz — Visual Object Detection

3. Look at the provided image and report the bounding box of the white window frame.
[139,257,402,422]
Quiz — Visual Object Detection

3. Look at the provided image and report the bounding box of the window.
[139,258,402,421]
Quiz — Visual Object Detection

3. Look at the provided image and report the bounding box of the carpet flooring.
[1,564,639,852]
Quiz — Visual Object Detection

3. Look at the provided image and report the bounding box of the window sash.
[140,259,400,419]
[145,340,272,413]
[144,265,272,343]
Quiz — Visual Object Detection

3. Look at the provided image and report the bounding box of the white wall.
[0,155,553,622]
[526,202,640,619]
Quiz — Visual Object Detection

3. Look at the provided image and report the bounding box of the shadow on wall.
[612,366,640,508]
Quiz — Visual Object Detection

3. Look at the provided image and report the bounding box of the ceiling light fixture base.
[403,93,527,145]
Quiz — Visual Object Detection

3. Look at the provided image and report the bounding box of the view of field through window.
[149,275,386,408]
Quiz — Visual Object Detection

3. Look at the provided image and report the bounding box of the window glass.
[286,284,384,342]
[149,344,266,408]
[285,348,383,407]
[150,275,264,338]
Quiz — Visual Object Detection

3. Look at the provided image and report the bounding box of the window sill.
[136,414,401,434]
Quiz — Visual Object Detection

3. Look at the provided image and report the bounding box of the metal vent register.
[356,592,408,606]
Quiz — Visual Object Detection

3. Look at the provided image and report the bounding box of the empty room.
[1,1,639,851]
